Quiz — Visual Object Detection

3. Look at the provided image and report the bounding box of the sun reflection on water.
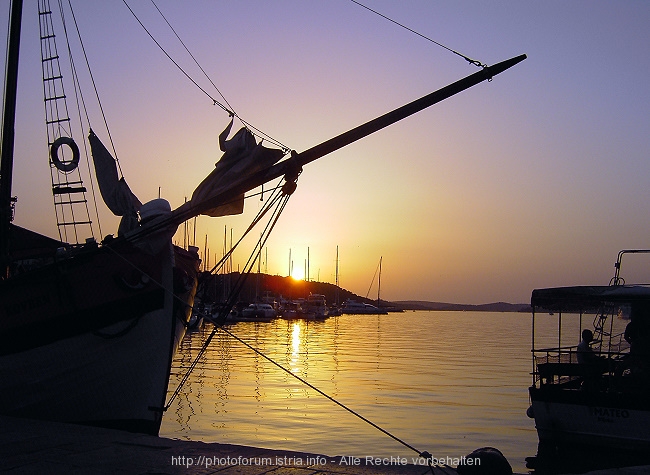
[291,322,301,373]
[163,312,551,473]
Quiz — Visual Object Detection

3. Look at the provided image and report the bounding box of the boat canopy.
[531,285,650,312]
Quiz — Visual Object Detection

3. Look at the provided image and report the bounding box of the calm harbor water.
[160,310,605,473]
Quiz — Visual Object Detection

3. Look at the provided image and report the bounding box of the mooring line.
[216,323,432,461]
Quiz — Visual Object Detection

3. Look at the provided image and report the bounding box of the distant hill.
[199,272,531,313]
[200,272,370,306]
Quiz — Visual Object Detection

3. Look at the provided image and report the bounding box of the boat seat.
[537,362,590,384]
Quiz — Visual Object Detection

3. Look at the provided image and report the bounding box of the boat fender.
[526,405,534,418]
[457,447,512,475]
[50,136,80,172]
[117,272,150,290]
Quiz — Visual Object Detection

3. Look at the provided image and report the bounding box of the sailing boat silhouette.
[0,0,524,435]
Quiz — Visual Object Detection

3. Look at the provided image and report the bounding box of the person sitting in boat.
[577,329,598,365]
[577,329,608,386]
[622,306,650,378]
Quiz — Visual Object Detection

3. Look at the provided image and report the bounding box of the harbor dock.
[0,415,452,474]
[4,415,650,474]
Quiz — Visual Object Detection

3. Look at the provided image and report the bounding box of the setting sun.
[290,267,305,281]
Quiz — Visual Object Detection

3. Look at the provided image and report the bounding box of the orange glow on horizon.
[6,2,650,306]
[290,267,305,281]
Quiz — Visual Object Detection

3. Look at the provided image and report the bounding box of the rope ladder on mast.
[38,0,94,244]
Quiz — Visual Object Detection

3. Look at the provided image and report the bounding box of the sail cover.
[181,119,285,218]
[89,131,142,234]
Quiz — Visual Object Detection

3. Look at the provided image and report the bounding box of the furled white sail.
[88,131,142,234]
[177,119,285,218]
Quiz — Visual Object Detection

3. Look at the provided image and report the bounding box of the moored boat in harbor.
[237,303,276,322]
[281,301,304,319]
[527,250,650,468]
[302,293,329,320]
[341,299,387,315]
[1,0,524,440]
[0,0,203,436]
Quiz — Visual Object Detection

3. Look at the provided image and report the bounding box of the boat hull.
[341,306,387,315]
[0,243,199,435]
[529,386,650,451]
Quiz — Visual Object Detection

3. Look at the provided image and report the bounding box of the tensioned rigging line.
[110,3,477,468]
[164,185,292,407]
[148,0,235,117]
[348,0,487,69]
[122,0,289,153]
[156,179,441,473]
[121,0,229,115]
[64,0,125,178]
[365,257,381,299]
[202,182,287,277]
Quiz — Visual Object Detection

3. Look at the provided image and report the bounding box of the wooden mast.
[290,55,526,171]
[0,0,23,275]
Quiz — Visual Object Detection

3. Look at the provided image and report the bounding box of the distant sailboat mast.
[335,246,340,306]
[377,256,382,309]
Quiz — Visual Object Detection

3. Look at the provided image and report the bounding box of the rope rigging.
[202,180,287,277]
[348,0,487,69]
[169,304,441,474]
[121,0,290,153]
[153,175,440,472]
[62,0,125,177]
[148,0,236,117]
[56,0,105,240]
[165,177,294,408]
[65,3,500,467]
[365,257,381,299]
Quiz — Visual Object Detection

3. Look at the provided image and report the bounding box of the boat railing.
[533,347,578,382]
[606,330,631,354]
[533,345,629,386]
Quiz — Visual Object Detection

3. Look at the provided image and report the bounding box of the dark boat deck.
[0,415,451,474]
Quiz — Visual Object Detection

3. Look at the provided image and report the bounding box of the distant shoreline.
[392,301,531,313]
[200,272,531,313]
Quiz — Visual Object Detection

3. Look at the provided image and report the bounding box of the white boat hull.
[530,389,650,450]
[0,244,198,435]
[0,308,177,434]
[341,306,387,315]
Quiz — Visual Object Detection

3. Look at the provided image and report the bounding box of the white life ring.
[50,136,80,172]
